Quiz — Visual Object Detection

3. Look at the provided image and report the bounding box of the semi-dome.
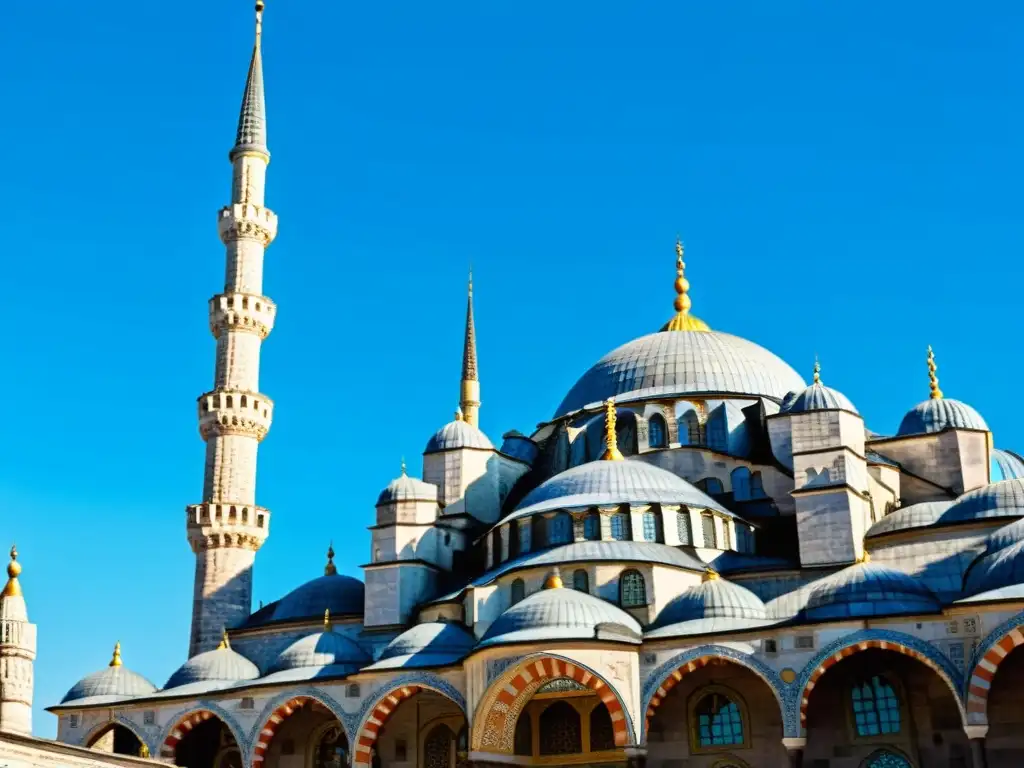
[554,330,806,418]
[802,561,940,620]
[164,638,259,689]
[897,398,988,437]
[478,575,642,648]
[865,501,953,538]
[271,627,370,673]
[270,571,365,623]
[779,364,857,415]
[365,622,476,670]
[376,468,438,505]
[937,479,1024,526]
[60,644,157,706]
[508,457,733,521]
[992,450,1024,482]
[425,416,494,453]
[647,573,773,638]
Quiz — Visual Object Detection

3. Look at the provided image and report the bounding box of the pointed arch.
[471,653,635,754]
[83,716,151,756]
[250,690,349,766]
[966,613,1024,722]
[159,706,248,761]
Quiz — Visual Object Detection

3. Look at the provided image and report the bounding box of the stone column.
[624,746,647,768]
[782,737,806,768]
[965,725,989,768]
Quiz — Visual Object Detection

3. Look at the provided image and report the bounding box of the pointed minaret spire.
[232,1,269,161]
[460,268,481,427]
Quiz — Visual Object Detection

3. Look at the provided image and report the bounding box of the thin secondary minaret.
[460,270,481,427]
[0,546,36,735]
[187,0,278,656]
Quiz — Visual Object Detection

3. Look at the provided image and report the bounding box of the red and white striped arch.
[352,685,422,768]
[252,695,336,766]
[160,710,218,759]
[967,625,1024,719]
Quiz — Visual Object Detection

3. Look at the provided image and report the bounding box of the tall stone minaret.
[459,271,480,427]
[187,0,278,656]
[0,546,36,735]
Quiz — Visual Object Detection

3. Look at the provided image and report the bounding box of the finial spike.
[927,345,943,399]
[110,642,123,668]
[661,237,710,332]
[2,545,22,597]
[543,568,564,589]
[703,568,719,582]
[601,399,625,461]
[400,457,407,476]
[813,356,821,385]
[217,630,231,650]
[325,543,337,576]
[324,609,332,631]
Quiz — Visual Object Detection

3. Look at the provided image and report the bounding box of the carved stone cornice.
[186,502,270,552]
[218,203,278,246]
[209,292,276,339]
[197,389,274,442]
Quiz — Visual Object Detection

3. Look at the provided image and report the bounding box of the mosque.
[4,4,1024,768]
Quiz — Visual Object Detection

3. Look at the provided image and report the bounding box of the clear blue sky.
[1,0,1021,736]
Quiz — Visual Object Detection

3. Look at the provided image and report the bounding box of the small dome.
[164,644,259,689]
[61,649,157,706]
[509,458,732,520]
[270,573,365,623]
[780,382,858,415]
[647,575,773,638]
[865,501,953,538]
[425,419,494,453]
[376,472,438,506]
[992,449,1024,482]
[366,622,476,670]
[478,583,642,648]
[271,629,370,673]
[937,479,1024,526]
[964,539,1024,596]
[896,398,988,436]
[803,562,940,620]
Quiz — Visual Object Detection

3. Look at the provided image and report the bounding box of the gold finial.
[400,457,407,476]
[2,545,22,598]
[601,399,624,461]
[325,543,337,576]
[661,238,710,333]
[813,357,821,385]
[927,345,943,399]
[858,550,871,564]
[217,630,231,650]
[139,744,150,759]
[703,568,719,582]
[255,1,265,47]
[543,568,564,589]
[110,642,123,668]
[324,609,333,631]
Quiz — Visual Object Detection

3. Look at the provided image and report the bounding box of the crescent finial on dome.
[2,545,21,598]
[110,641,123,668]
[601,399,625,461]
[813,357,821,385]
[661,238,710,333]
[325,543,337,576]
[927,345,943,400]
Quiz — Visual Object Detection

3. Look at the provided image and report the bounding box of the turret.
[187,1,277,656]
[0,546,37,735]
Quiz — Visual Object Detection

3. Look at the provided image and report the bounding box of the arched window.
[572,569,589,593]
[701,513,717,548]
[518,520,531,553]
[531,515,547,550]
[677,509,693,545]
[538,702,582,755]
[620,569,647,607]
[691,688,746,749]
[696,478,724,495]
[864,749,912,768]
[678,408,702,445]
[508,522,521,558]
[589,704,616,752]
[513,714,532,756]
[583,511,601,541]
[609,512,631,541]
[750,471,766,498]
[423,725,454,768]
[491,528,502,565]
[852,676,901,737]
[648,414,667,449]
[549,511,572,545]
[510,579,525,605]
[731,467,751,501]
[641,510,661,542]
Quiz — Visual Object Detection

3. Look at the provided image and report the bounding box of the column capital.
[782,737,808,749]
[964,724,989,740]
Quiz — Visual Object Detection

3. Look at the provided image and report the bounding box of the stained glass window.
[538,702,582,755]
[583,511,601,541]
[648,414,667,448]
[642,510,661,542]
[549,512,572,545]
[513,715,532,756]
[865,750,912,768]
[510,579,525,605]
[589,705,616,752]
[701,514,717,548]
[677,509,692,545]
[423,725,454,768]
[620,569,647,607]
[694,691,744,747]
[852,676,901,736]
[610,512,631,541]
[573,569,589,593]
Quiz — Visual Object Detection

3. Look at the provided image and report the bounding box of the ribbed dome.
[896,398,988,436]
[992,449,1024,482]
[508,458,731,520]
[479,586,642,648]
[366,622,476,670]
[647,577,772,638]
[937,479,1024,526]
[554,331,806,418]
[780,382,858,415]
[425,419,494,453]
[61,664,157,706]
[865,501,953,538]
[164,646,259,689]
[270,573,365,622]
[271,630,370,672]
[803,562,940,620]
[376,473,438,505]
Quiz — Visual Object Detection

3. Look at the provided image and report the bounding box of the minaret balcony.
[0,619,36,654]
[186,502,270,552]
[209,292,276,339]
[198,389,273,441]
[218,203,278,246]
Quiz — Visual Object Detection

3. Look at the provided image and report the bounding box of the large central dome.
[554,330,805,418]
